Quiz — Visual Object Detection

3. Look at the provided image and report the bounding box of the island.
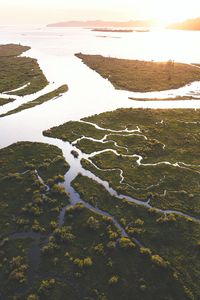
[42,107,200,300]
[168,17,200,31]
[0,85,68,117]
[0,97,15,106]
[0,44,68,114]
[92,28,133,33]
[0,44,48,96]
[47,19,154,28]
[75,53,200,92]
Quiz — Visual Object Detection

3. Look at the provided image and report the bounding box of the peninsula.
[168,17,200,31]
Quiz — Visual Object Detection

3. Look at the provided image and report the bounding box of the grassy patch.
[44,108,200,216]
[34,201,187,300]
[0,44,30,57]
[44,120,108,143]
[129,95,200,101]
[1,85,68,117]
[0,141,72,298]
[0,142,70,235]
[42,105,200,296]
[72,174,200,299]
[75,53,200,92]
[0,97,15,106]
[0,237,33,298]
[0,44,48,95]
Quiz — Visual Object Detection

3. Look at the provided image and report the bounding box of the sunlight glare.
[151,0,197,25]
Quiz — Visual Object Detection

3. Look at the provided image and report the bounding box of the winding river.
[1,25,200,292]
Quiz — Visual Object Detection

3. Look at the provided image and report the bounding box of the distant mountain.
[168,17,200,30]
[47,20,155,28]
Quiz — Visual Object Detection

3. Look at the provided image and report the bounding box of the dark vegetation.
[0,142,69,235]
[1,42,200,299]
[0,142,70,298]
[83,109,200,216]
[0,97,15,106]
[129,95,200,101]
[0,85,68,117]
[1,142,188,300]
[92,28,133,33]
[36,201,187,300]
[71,174,200,300]
[3,107,200,299]
[75,53,200,92]
[42,107,200,298]
[44,120,108,143]
[0,44,48,95]
[44,108,200,217]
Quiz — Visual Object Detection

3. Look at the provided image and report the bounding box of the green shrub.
[140,247,152,256]
[151,254,169,268]
[108,276,119,285]
[87,216,100,230]
[73,257,93,268]
[94,243,104,254]
[27,294,39,300]
[39,278,56,295]
[119,237,136,249]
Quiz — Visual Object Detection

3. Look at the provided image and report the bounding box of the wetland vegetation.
[44,108,200,217]
[0,142,70,298]
[0,142,69,235]
[42,108,200,299]
[0,84,68,117]
[1,42,200,300]
[0,44,48,95]
[129,95,200,101]
[72,174,200,299]
[92,28,133,33]
[0,141,188,300]
[75,53,200,92]
[0,97,15,106]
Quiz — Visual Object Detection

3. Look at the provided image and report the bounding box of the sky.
[1,0,200,25]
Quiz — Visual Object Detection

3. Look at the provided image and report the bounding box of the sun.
[150,0,196,25]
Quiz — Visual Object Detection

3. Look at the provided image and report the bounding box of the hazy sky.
[1,0,200,25]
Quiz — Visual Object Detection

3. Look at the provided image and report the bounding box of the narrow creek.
[6,119,200,295]
[2,27,200,294]
[42,134,200,225]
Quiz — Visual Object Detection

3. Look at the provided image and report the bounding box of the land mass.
[0,44,68,116]
[92,28,133,33]
[129,96,200,101]
[2,108,198,299]
[43,108,200,300]
[0,84,68,117]
[1,42,200,300]
[0,97,15,106]
[47,20,155,28]
[92,28,149,33]
[75,53,200,92]
[0,44,48,96]
[168,17,200,31]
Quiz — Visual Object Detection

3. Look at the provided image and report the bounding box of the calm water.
[1,25,200,148]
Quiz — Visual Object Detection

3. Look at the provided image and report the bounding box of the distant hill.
[47,20,154,28]
[168,17,200,30]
